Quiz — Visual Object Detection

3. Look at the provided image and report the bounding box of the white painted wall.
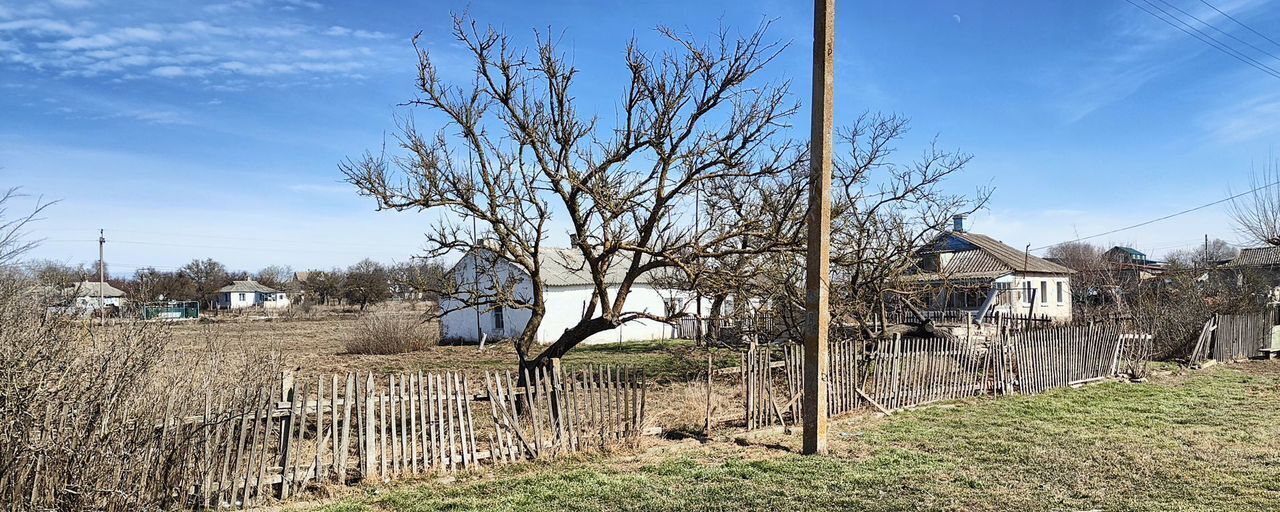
[217,291,291,310]
[998,274,1072,322]
[440,251,703,344]
[73,296,123,309]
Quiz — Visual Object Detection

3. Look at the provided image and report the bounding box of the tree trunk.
[521,316,618,374]
[707,295,727,344]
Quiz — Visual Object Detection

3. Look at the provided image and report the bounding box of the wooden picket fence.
[865,336,1013,410]
[1004,324,1124,394]
[6,365,646,511]
[741,339,863,430]
[740,324,1130,428]
[1210,312,1273,362]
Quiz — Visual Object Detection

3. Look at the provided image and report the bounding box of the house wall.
[993,273,1072,322]
[440,251,703,344]
[264,293,290,309]
[218,291,291,309]
[73,296,123,309]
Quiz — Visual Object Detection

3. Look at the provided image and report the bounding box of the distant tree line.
[21,257,447,310]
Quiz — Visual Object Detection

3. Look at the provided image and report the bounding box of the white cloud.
[0,18,85,36]
[1202,90,1280,143]
[323,25,390,39]
[1042,0,1275,123]
[0,2,396,86]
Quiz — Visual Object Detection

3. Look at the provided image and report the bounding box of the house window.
[1056,282,1064,303]
[1023,281,1032,304]
[238,293,246,302]
[1040,281,1048,304]
[493,306,505,330]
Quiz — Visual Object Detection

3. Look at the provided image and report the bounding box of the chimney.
[952,214,966,233]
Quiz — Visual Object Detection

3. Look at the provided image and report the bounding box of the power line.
[1155,0,1280,64]
[1197,0,1280,51]
[1125,0,1280,80]
[1030,176,1280,251]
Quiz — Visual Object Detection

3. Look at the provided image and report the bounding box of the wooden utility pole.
[98,229,106,327]
[803,0,835,455]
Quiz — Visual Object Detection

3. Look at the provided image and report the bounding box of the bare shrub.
[0,271,278,510]
[344,313,439,355]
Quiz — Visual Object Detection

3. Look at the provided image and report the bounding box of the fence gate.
[1211,312,1273,362]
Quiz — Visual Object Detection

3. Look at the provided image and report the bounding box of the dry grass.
[0,275,278,511]
[318,360,1280,512]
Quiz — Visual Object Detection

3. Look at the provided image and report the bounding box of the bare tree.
[256,265,294,290]
[181,258,230,310]
[343,16,801,369]
[0,187,53,267]
[1229,159,1280,246]
[390,259,448,301]
[301,268,345,306]
[343,259,391,310]
[713,114,989,341]
[1163,239,1238,268]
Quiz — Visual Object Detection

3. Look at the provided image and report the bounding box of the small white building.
[907,217,1075,323]
[441,248,702,345]
[215,280,291,310]
[65,281,127,311]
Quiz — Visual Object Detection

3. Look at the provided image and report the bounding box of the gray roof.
[67,281,126,298]
[217,280,281,293]
[539,248,657,287]
[455,248,660,288]
[1227,246,1280,267]
[910,231,1074,281]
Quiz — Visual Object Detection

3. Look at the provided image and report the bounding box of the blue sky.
[3,0,1280,274]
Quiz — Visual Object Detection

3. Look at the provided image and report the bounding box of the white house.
[65,281,127,311]
[215,280,291,310]
[441,248,702,345]
[906,217,1075,322]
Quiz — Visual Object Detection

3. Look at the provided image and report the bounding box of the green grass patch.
[318,363,1280,512]
[560,339,738,383]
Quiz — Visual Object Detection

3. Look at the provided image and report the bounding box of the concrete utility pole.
[98,229,105,327]
[803,0,835,456]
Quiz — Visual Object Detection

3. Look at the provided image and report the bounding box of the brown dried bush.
[344,313,438,355]
[0,272,278,511]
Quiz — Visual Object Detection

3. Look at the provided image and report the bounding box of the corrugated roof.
[946,232,1075,274]
[1109,246,1145,257]
[67,281,126,298]
[539,248,656,287]
[942,248,1008,274]
[217,280,281,293]
[900,269,1011,283]
[454,248,660,288]
[908,231,1074,282]
[1227,246,1280,267]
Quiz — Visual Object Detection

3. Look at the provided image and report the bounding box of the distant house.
[1222,246,1280,301]
[440,248,702,344]
[291,271,316,303]
[1103,246,1163,281]
[216,280,291,310]
[1104,246,1158,266]
[905,216,1075,322]
[65,281,127,311]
